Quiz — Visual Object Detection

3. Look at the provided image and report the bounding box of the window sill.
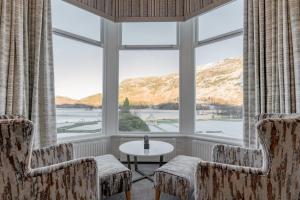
[187,134,242,146]
[112,133,242,146]
[57,133,109,144]
[57,132,242,146]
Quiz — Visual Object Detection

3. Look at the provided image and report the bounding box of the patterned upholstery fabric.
[31,143,74,168]
[96,154,132,198]
[154,155,202,200]
[0,115,24,119]
[195,115,300,200]
[254,113,300,148]
[0,117,98,200]
[212,145,263,168]
[256,113,300,121]
[238,113,300,164]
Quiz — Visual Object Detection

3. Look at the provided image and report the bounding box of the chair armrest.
[31,143,74,168]
[195,161,265,200]
[27,158,97,200]
[212,144,263,168]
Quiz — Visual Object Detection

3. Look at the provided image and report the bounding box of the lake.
[56,108,243,139]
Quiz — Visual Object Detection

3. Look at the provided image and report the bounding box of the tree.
[119,97,150,131]
[122,97,130,113]
[119,113,150,132]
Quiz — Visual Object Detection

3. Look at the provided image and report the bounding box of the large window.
[52,0,103,137]
[51,0,244,141]
[195,0,243,139]
[119,23,179,133]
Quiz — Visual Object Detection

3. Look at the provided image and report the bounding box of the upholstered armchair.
[195,114,300,200]
[0,117,98,200]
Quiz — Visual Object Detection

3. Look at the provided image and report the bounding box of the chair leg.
[125,191,131,200]
[155,188,161,200]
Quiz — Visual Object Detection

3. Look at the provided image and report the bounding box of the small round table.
[119,140,174,182]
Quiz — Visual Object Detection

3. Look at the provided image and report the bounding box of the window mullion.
[53,28,102,47]
[196,28,243,47]
[102,19,120,135]
[179,19,196,135]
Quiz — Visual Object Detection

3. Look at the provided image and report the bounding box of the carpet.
[108,164,177,200]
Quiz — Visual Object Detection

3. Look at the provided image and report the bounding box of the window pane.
[119,50,179,132]
[195,36,243,139]
[122,22,177,45]
[198,0,243,41]
[52,0,101,41]
[53,35,103,136]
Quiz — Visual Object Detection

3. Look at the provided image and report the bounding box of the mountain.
[196,58,242,106]
[119,73,179,106]
[55,96,77,105]
[55,58,243,107]
[78,93,103,107]
[55,94,102,107]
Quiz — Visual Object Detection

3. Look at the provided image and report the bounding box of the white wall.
[70,135,242,162]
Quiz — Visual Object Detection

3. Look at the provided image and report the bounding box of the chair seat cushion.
[95,154,132,197]
[154,155,202,199]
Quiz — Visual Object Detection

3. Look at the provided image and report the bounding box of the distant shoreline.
[56,104,102,109]
[56,103,242,112]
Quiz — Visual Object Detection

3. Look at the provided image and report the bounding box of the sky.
[52,0,243,99]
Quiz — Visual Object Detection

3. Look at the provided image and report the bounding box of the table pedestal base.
[126,155,164,183]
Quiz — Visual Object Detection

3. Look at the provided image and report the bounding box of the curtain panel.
[0,0,57,148]
[243,0,300,147]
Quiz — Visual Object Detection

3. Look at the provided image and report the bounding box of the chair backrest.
[0,115,24,119]
[0,118,34,181]
[256,116,300,191]
[254,113,300,148]
[256,113,300,121]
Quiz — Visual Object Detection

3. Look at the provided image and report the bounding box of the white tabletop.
[119,140,174,157]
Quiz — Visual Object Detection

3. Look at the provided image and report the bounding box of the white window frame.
[53,17,105,140]
[194,0,244,48]
[53,17,104,47]
[118,23,180,50]
[193,1,244,140]
[117,22,181,134]
[194,17,243,48]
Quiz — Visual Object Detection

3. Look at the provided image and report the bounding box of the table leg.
[159,155,163,166]
[133,157,154,183]
[134,156,138,171]
[127,154,170,183]
[127,155,131,170]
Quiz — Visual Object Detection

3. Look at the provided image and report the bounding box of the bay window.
[52,0,244,141]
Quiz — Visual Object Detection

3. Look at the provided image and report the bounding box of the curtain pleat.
[244,0,300,147]
[0,0,57,148]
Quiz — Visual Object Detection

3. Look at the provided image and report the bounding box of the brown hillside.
[55,58,243,107]
[55,96,77,105]
[78,93,103,107]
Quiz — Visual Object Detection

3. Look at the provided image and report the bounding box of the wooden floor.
[108,164,177,200]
